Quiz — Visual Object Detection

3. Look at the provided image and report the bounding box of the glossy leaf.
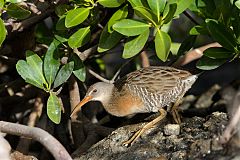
[163,3,177,24]
[16,51,47,89]
[155,30,171,61]
[98,0,125,8]
[7,3,31,20]
[47,92,61,124]
[16,60,44,89]
[108,5,128,33]
[44,39,61,88]
[71,54,86,82]
[26,51,47,86]
[0,18,6,46]
[53,61,74,88]
[196,56,227,70]
[98,25,122,52]
[206,19,238,51]
[133,6,157,25]
[174,0,194,16]
[123,29,149,58]
[128,0,143,7]
[113,19,150,36]
[68,27,91,48]
[203,47,234,59]
[65,8,90,28]
[147,0,166,22]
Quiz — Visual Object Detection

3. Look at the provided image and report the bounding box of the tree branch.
[0,121,72,160]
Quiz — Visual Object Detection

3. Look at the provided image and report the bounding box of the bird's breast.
[104,91,146,117]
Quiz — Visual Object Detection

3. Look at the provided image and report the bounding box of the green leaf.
[26,51,47,87]
[196,56,227,70]
[53,61,74,88]
[123,29,149,58]
[0,18,6,46]
[16,51,47,89]
[47,92,61,124]
[235,0,240,9]
[44,39,61,89]
[16,60,44,89]
[147,0,166,22]
[98,0,125,7]
[174,0,194,16]
[177,35,196,56]
[133,6,157,25]
[155,30,171,61]
[203,47,234,59]
[71,54,86,82]
[128,0,143,7]
[68,27,91,48]
[98,25,122,52]
[113,19,150,36]
[6,3,31,20]
[189,25,208,35]
[65,8,90,28]
[163,3,177,24]
[0,0,4,9]
[108,5,128,33]
[206,19,238,51]
[54,35,68,43]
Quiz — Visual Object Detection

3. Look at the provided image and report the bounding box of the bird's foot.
[122,129,142,147]
[122,109,167,147]
[171,108,181,124]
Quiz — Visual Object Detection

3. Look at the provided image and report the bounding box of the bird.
[71,66,198,146]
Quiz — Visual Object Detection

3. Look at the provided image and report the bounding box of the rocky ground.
[72,111,240,160]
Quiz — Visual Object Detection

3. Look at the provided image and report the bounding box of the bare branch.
[0,121,72,160]
[73,45,97,62]
[172,42,221,67]
[140,51,150,68]
[88,68,111,83]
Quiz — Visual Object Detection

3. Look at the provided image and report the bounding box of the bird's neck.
[100,84,114,107]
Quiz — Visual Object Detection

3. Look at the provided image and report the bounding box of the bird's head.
[70,82,114,117]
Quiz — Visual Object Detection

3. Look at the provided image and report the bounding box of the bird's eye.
[93,89,97,93]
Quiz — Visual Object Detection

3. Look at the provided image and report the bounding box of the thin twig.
[88,68,111,83]
[0,121,72,160]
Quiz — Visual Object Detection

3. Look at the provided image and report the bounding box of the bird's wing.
[115,66,192,94]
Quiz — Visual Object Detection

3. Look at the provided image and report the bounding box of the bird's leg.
[123,108,167,147]
[171,98,183,124]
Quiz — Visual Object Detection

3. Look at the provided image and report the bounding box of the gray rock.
[164,124,180,136]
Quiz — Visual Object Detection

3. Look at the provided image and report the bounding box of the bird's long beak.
[70,95,93,117]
